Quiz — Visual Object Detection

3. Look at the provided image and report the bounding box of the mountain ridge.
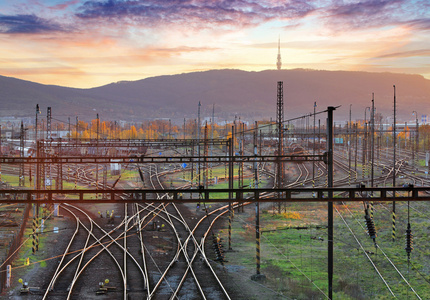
[1,69,429,122]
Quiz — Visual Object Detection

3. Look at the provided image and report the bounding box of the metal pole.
[371,94,375,189]
[183,118,186,139]
[96,114,99,199]
[210,105,214,184]
[75,116,79,141]
[313,102,316,191]
[413,111,418,166]
[363,122,367,180]
[327,106,335,299]
[254,127,260,275]
[34,104,40,253]
[197,102,201,188]
[370,96,375,217]
[355,123,358,173]
[228,135,233,250]
[35,104,40,191]
[417,114,419,166]
[277,81,284,213]
[349,104,352,185]
[405,122,407,149]
[393,85,396,242]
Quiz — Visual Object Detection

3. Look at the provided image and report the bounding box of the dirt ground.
[1,202,118,299]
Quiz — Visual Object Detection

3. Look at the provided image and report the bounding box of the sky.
[0,0,429,88]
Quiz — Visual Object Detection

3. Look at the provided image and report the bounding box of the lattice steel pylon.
[19,122,25,187]
[46,107,52,192]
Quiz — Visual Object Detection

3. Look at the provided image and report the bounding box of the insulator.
[364,210,377,242]
[405,223,413,256]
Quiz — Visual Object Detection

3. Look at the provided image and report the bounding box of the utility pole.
[392,85,396,242]
[75,116,79,140]
[327,106,336,299]
[210,104,214,184]
[371,94,375,189]
[355,123,358,173]
[254,124,261,274]
[47,107,52,193]
[68,117,71,140]
[34,104,41,253]
[313,102,317,192]
[96,114,99,199]
[276,81,284,213]
[0,125,1,183]
[35,104,40,190]
[183,118,186,139]
[364,107,370,180]
[416,113,419,166]
[348,104,352,185]
[204,122,208,188]
[413,111,418,166]
[19,121,25,187]
[197,102,201,188]
[228,131,234,251]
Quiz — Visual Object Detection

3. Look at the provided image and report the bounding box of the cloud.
[405,18,430,31]
[322,0,406,30]
[375,49,430,59]
[0,14,65,34]
[75,0,316,29]
[328,0,399,17]
[49,0,81,11]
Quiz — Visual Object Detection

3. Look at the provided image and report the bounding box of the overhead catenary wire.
[232,213,329,299]
[334,206,396,297]
[341,203,422,299]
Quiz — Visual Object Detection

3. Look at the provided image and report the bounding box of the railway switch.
[18,278,29,294]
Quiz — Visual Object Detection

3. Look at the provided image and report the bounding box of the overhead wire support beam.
[1,186,429,204]
[0,154,327,164]
[37,138,230,148]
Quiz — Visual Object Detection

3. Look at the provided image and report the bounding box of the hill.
[1,69,429,122]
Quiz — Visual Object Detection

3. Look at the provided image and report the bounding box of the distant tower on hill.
[276,36,282,70]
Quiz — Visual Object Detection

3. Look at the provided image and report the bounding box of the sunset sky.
[0,0,429,88]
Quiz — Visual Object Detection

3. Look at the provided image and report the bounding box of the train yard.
[1,110,430,299]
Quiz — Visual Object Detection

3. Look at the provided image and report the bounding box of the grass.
[1,174,31,187]
[4,156,429,299]
[165,164,267,200]
[218,197,430,299]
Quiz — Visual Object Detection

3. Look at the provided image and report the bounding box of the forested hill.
[1,69,429,122]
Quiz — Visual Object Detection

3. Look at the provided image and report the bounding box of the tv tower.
[276,36,282,70]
